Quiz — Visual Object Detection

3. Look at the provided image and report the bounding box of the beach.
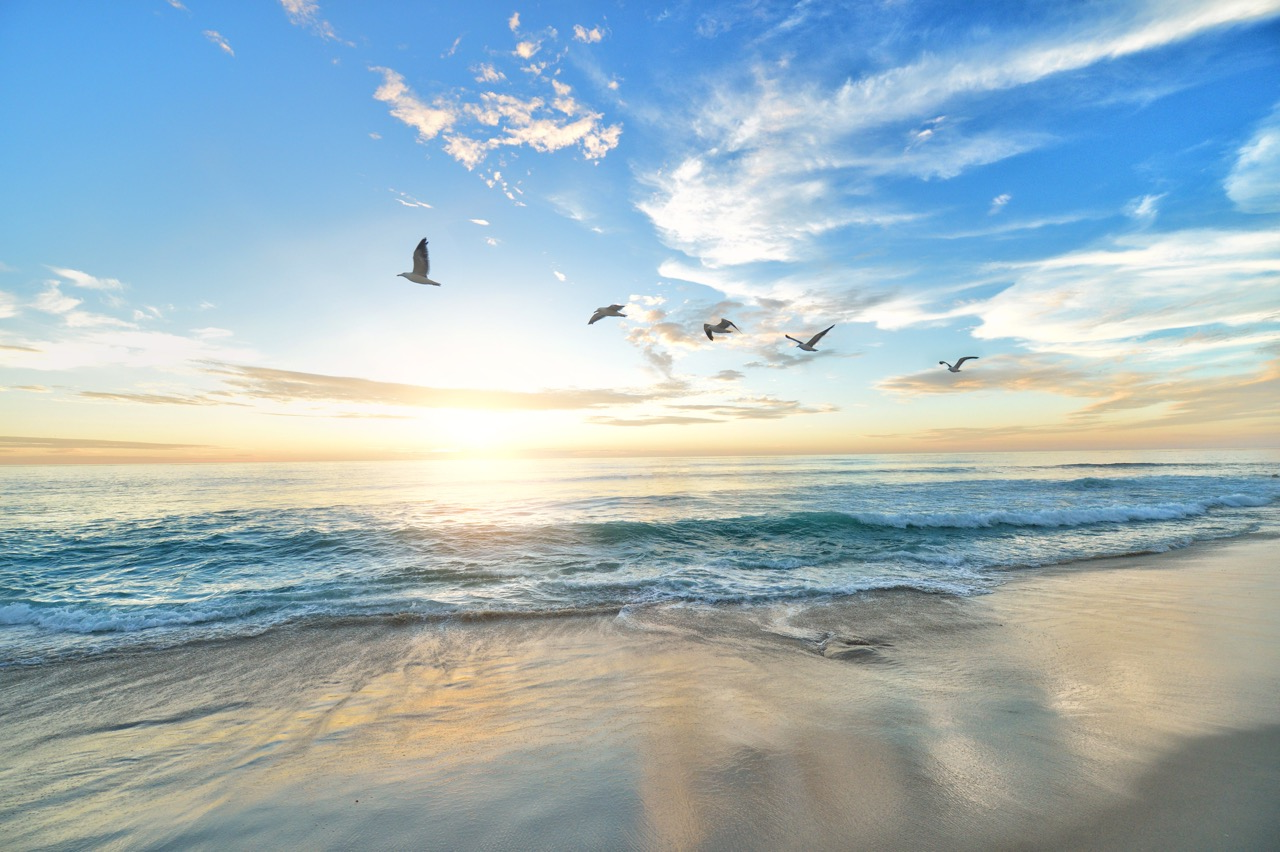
[3,533,1277,850]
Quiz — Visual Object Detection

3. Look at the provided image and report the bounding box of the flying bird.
[939,356,979,372]
[703,318,740,340]
[589,304,627,324]
[397,238,442,286]
[785,325,834,351]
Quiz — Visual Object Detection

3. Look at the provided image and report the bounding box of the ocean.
[3,449,1278,667]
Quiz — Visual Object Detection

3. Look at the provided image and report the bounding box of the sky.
[1,0,1278,463]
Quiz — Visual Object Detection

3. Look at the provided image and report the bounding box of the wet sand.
[2,535,1278,850]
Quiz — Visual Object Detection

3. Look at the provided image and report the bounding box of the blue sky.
[1,0,1278,462]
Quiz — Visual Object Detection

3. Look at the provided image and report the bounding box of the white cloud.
[989,193,1012,214]
[0,290,17,319]
[1126,193,1165,222]
[46,266,124,290]
[191,327,234,339]
[279,0,342,42]
[33,283,80,315]
[1225,108,1280,213]
[469,218,490,226]
[508,11,520,32]
[973,228,1280,352]
[374,59,622,171]
[573,24,604,43]
[475,64,505,84]
[639,156,918,266]
[553,270,566,281]
[370,67,457,141]
[202,30,234,57]
[638,1,1280,267]
[0,328,256,372]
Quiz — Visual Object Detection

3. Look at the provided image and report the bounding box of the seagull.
[397,238,441,286]
[939,356,979,372]
[704,318,740,340]
[589,304,627,324]
[785,325,834,351]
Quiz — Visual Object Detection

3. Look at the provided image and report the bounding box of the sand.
[2,535,1278,850]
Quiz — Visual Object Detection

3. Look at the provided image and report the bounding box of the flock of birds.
[399,238,979,370]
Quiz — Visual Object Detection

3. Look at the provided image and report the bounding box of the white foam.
[851,493,1273,529]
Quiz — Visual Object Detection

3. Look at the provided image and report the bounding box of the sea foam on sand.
[2,536,1278,850]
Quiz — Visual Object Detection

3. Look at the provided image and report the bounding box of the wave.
[849,494,1273,529]
[1049,462,1179,469]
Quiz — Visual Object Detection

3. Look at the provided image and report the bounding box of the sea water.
[2,449,1278,666]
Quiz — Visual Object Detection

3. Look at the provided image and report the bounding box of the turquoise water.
[3,450,1278,665]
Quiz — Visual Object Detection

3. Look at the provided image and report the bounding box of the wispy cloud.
[1225,104,1280,214]
[279,0,343,43]
[370,67,456,141]
[202,30,234,57]
[573,24,604,43]
[371,21,621,174]
[0,436,207,450]
[972,228,1280,352]
[46,266,123,290]
[201,363,655,411]
[638,1,1280,267]
[32,283,81,315]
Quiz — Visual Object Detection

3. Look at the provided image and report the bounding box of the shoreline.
[2,534,1278,849]
[7,530,1276,672]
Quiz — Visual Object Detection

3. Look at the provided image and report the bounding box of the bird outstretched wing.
[808,325,834,346]
[412,239,429,276]
[955,356,979,368]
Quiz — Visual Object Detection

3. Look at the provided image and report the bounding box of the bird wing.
[588,311,604,324]
[955,356,979,367]
[785,335,802,345]
[807,325,834,346]
[412,239,429,275]
[725,320,739,331]
[704,324,714,340]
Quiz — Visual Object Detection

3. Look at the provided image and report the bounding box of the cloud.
[0,436,206,450]
[190,327,234,339]
[0,327,255,372]
[372,25,622,174]
[639,155,919,266]
[279,0,342,42]
[588,395,835,427]
[573,24,604,43]
[637,1,1280,267]
[469,218,490,226]
[391,189,432,208]
[79,390,221,406]
[508,11,520,32]
[588,415,720,427]
[1125,192,1164,222]
[203,30,234,57]
[32,283,81,315]
[46,266,123,290]
[0,290,19,319]
[370,67,457,141]
[877,354,1280,440]
[989,193,1012,214]
[1225,107,1280,213]
[972,228,1280,352]
[201,363,656,411]
[553,270,566,282]
[878,354,1099,398]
